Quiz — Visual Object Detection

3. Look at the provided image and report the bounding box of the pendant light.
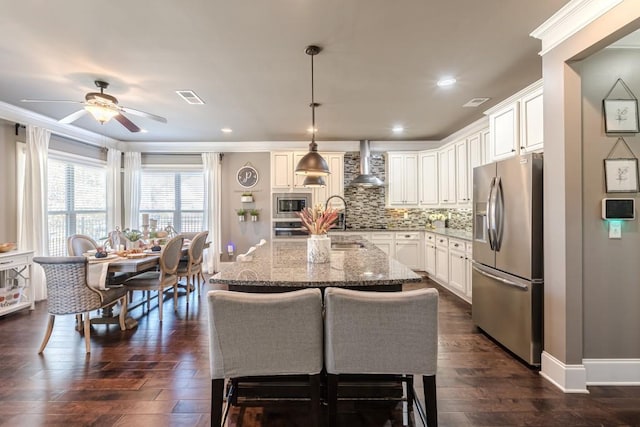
[302,175,326,187]
[295,45,331,177]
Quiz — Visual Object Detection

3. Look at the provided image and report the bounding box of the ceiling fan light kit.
[295,45,330,178]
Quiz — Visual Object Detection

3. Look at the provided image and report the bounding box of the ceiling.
[0,1,570,144]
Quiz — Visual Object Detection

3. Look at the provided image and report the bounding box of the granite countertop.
[211,235,421,288]
[332,227,473,241]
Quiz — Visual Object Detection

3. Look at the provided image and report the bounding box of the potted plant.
[241,192,254,203]
[250,209,260,222]
[236,209,247,222]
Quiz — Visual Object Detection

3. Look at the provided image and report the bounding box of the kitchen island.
[210,235,421,291]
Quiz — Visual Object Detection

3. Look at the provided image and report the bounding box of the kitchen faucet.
[325,195,347,231]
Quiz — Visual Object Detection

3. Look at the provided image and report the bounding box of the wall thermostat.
[602,198,635,220]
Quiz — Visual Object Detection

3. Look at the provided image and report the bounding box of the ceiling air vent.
[463,97,490,108]
[176,90,205,105]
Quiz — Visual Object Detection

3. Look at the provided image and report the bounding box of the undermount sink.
[331,242,365,250]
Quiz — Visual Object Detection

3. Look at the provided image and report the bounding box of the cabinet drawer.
[435,236,448,247]
[370,232,394,241]
[449,238,466,252]
[425,232,436,242]
[0,255,30,269]
[395,232,421,240]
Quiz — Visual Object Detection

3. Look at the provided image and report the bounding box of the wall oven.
[272,192,311,219]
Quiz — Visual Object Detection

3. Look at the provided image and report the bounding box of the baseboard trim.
[584,358,640,385]
[540,351,589,393]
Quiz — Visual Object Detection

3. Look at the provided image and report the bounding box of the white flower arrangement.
[427,213,446,222]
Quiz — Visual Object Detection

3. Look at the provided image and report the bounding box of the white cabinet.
[486,80,543,161]
[424,232,436,276]
[387,152,419,206]
[370,232,394,257]
[313,153,344,205]
[394,232,423,271]
[455,140,470,205]
[519,87,544,154]
[482,128,491,164]
[438,146,456,205]
[434,235,449,284]
[448,238,467,296]
[0,250,34,317]
[489,103,519,160]
[418,152,439,206]
[271,151,344,198]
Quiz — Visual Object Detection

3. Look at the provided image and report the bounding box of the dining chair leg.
[159,289,164,322]
[83,312,91,353]
[327,373,338,427]
[118,296,127,331]
[211,378,224,427]
[423,375,438,427]
[309,373,321,427]
[38,314,55,354]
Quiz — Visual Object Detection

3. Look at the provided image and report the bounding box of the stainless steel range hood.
[351,140,384,187]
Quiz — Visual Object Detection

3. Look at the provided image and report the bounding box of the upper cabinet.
[387,152,419,206]
[271,151,344,200]
[486,80,543,161]
[455,139,470,205]
[438,145,456,205]
[418,152,438,206]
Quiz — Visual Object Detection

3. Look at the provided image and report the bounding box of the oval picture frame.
[237,165,259,188]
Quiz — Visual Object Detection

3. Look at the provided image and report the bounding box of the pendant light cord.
[310,50,317,147]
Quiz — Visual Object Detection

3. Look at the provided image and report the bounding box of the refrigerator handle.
[472,262,528,290]
[487,177,496,250]
[494,176,504,252]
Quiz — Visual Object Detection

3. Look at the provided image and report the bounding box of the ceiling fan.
[21,80,167,132]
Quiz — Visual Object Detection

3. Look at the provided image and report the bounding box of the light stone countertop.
[332,227,473,241]
[210,235,421,288]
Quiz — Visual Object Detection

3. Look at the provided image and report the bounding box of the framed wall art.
[236,163,259,189]
[603,78,639,134]
[604,158,639,193]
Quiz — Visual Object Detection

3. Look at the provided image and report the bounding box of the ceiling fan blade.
[59,109,88,124]
[21,99,84,104]
[114,114,141,132]
[120,106,167,123]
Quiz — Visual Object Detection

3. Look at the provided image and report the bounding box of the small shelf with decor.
[236,209,247,222]
[241,192,254,203]
[249,209,260,222]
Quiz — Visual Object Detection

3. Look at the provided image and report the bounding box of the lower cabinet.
[394,232,422,271]
[424,233,436,276]
[424,233,472,304]
[448,243,467,295]
[465,242,473,300]
[434,236,449,284]
[370,232,394,257]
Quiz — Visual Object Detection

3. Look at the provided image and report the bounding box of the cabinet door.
[395,241,421,270]
[439,146,456,205]
[404,153,419,205]
[455,140,469,204]
[520,88,543,153]
[435,245,449,283]
[314,153,344,205]
[419,152,438,206]
[490,103,519,160]
[465,244,473,299]
[424,243,436,276]
[373,240,393,257]
[448,250,467,294]
[387,154,406,205]
[482,129,491,164]
[293,152,307,188]
[271,152,293,188]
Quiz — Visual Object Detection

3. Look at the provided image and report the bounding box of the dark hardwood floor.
[0,277,639,426]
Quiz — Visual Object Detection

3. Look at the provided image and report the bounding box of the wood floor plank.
[0,276,639,426]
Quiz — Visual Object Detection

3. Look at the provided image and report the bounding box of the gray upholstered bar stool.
[324,287,439,427]
[207,288,324,427]
[34,256,128,354]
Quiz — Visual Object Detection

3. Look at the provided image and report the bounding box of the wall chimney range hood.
[351,140,384,187]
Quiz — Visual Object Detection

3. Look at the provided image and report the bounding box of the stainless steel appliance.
[472,153,543,366]
[272,220,307,238]
[272,192,311,219]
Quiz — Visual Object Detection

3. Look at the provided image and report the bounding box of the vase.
[307,235,331,263]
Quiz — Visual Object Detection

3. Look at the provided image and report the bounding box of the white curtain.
[106,148,122,231]
[123,151,141,230]
[19,126,51,301]
[202,152,222,273]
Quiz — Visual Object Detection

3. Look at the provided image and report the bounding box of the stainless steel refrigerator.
[472,153,543,365]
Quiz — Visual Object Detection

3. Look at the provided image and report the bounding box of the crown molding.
[530,0,624,56]
[483,79,543,116]
[0,100,119,147]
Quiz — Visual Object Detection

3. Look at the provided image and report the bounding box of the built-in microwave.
[272,192,312,219]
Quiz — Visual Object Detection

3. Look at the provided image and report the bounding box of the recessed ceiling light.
[221,127,233,133]
[140,129,148,133]
[437,77,457,87]
[307,127,318,133]
[392,126,404,133]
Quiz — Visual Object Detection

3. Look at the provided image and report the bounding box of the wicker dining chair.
[176,231,208,300]
[123,235,184,322]
[33,256,128,354]
[67,234,99,256]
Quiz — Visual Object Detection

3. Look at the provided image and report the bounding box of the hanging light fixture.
[302,175,326,188]
[295,45,331,177]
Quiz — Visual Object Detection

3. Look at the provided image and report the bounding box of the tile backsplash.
[342,151,472,231]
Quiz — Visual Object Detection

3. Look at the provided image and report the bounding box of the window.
[139,169,204,233]
[47,156,107,256]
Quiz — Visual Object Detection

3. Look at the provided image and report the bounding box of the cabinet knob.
[511,149,516,152]
[520,146,525,150]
